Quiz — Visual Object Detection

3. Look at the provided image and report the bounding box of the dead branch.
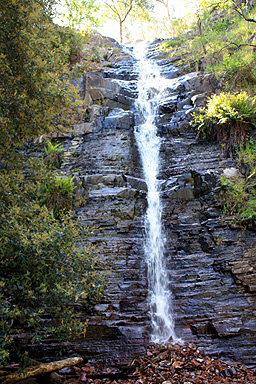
[0,357,83,384]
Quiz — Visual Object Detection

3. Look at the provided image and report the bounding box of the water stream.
[133,42,178,343]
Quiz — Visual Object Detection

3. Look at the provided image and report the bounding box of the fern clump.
[39,174,75,218]
[191,92,256,153]
[44,140,64,169]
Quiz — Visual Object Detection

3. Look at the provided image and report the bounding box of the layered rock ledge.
[33,35,256,366]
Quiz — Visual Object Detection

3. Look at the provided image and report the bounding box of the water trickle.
[133,42,177,344]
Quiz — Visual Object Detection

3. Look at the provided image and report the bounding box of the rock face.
[38,37,256,366]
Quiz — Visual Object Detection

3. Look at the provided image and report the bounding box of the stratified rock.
[72,123,93,136]
[24,36,256,367]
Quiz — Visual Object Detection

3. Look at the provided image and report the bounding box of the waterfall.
[133,42,177,344]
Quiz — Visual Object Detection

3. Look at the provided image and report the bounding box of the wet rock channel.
[36,37,256,366]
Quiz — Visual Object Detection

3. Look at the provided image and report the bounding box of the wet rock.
[23,38,256,366]
[159,95,178,113]
[184,72,220,95]
[223,167,242,178]
[213,319,242,337]
[72,122,93,136]
[104,108,134,130]
[191,93,207,107]
[164,170,217,200]
[124,176,147,191]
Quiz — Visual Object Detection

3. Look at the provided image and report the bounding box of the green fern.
[191,92,256,153]
[39,175,75,217]
[44,140,64,169]
[44,140,64,156]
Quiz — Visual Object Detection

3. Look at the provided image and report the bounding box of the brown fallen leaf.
[171,361,182,369]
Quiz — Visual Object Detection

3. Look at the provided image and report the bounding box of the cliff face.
[36,35,256,366]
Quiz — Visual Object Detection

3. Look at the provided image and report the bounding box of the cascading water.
[133,42,177,344]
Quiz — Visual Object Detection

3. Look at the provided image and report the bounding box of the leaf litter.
[59,343,256,384]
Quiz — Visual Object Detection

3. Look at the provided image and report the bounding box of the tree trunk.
[0,357,83,384]
[120,20,123,44]
[197,12,207,55]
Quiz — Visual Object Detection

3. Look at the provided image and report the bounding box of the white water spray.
[133,42,177,343]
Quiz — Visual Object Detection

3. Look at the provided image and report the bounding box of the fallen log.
[0,357,83,384]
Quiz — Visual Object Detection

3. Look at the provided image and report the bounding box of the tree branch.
[122,0,133,23]
[103,1,122,21]
[231,0,256,23]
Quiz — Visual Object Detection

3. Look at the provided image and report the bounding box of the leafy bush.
[53,26,90,63]
[0,0,79,157]
[220,140,256,228]
[161,39,185,49]
[0,160,106,363]
[220,175,256,227]
[213,51,256,90]
[191,92,256,153]
[164,0,256,90]
[238,140,256,176]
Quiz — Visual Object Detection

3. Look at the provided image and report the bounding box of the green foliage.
[44,140,64,157]
[238,139,256,174]
[53,25,90,62]
[60,0,100,30]
[0,0,78,156]
[165,0,256,90]
[40,174,75,217]
[191,92,256,152]
[0,0,107,366]
[220,141,256,228]
[44,140,64,169]
[102,0,154,43]
[0,159,106,364]
[161,39,185,49]
[204,14,256,90]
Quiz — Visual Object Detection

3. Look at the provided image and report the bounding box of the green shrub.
[167,1,256,91]
[220,140,256,228]
[161,39,184,49]
[220,175,256,227]
[53,27,90,63]
[238,139,256,174]
[0,1,79,157]
[191,92,256,153]
[0,160,106,363]
[215,51,256,90]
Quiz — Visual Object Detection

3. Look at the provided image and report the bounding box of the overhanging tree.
[0,0,78,156]
[0,0,106,363]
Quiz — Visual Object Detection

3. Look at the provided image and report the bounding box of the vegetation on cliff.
[0,0,106,364]
[191,92,256,153]
[1,0,256,366]
[0,161,106,362]
[191,91,256,227]
[176,1,256,229]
